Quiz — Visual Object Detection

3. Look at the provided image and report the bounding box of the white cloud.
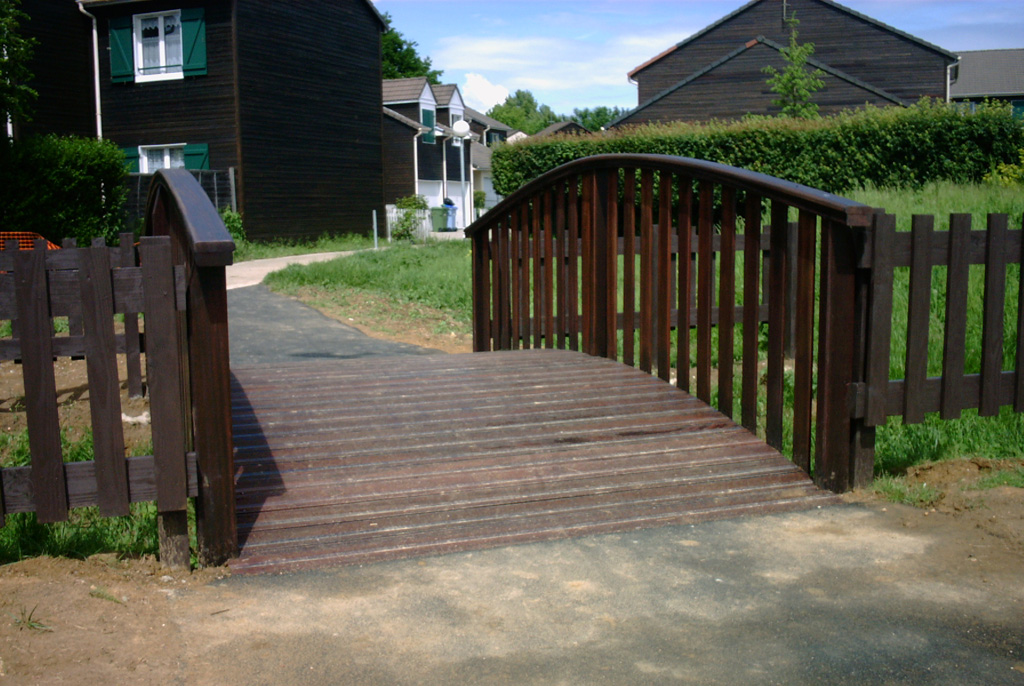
[462,73,509,112]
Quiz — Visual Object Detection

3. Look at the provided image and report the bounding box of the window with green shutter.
[122,147,140,172]
[183,143,210,170]
[109,8,207,83]
[422,108,436,144]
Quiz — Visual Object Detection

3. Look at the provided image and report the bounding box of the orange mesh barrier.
[0,232,62,251]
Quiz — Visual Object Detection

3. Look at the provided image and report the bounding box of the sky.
[371,0,1024,116]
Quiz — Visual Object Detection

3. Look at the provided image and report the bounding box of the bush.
[393,194,428,242]
[492,100,1024,196]
[0,135,128,244]
[984,148,1024,186]
[219,207,246,244]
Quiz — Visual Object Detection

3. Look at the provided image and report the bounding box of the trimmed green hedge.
[0,135,128,245]
[492,100,1024,196]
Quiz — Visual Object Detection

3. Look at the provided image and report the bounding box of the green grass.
[974,466,1024,490]
[871,474,942,508]
[264,241,474,323]
[233,233,377,262]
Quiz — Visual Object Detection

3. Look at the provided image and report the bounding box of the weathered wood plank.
[623,170,637,367]
[639,170,654,373]
[979,214,1008,418]
[14,243,67,523]
[791,210,817,472]
[676,176,694,393]
[940,214,971,420]
[696,181,714,402]
[766,201,789,450]
[656,171,673,381]
[718,187,737,418]
[865,214,895,427]
[741,193,762,433]
[78,242,129,517]
[903,215,934,424]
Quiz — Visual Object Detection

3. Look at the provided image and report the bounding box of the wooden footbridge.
[3,159,1021,573]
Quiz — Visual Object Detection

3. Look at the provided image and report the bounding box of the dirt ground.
[1,304,1022,684]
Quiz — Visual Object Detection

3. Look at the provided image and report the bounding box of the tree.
[571,106,627,131]
[487,90,562,135]
[0,0,36,124]
[381,12,442,84]
[762,15,824,119]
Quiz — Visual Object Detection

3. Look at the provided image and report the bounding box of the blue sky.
[372,0,1024,115]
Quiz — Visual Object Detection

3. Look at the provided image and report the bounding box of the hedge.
[491,100,1024,197]
[0,135,128,245]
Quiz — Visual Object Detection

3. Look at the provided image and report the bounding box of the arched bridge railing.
[466,154,877,493]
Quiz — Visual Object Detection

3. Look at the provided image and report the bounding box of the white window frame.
[134,10,184,83]
[139,144,186,173]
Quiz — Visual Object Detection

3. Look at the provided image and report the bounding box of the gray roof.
[383,77,431,104]
[430,84,458,106]
[465,107,513,131]
[950,49,1024,98]
[629,0,957,79]
[383,107,428,132]
[534,121,591,137]
[471,143,493,170]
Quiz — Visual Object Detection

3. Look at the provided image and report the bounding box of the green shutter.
[122,147,140,173]
[422,108,436,144]
[183,143,210,170]
[181,8,207,77]
[109,16,134,83]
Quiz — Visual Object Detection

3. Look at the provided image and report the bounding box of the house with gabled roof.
[612,0,958,126]
[17,0,387,240]
[534,121,591,137]
[383,78,475,228]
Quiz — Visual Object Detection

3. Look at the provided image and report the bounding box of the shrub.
[984,148,1024,186]
[219,207,246,244]
[393,194,428,242]
[492,100,1024,196]
[0,135,127,244]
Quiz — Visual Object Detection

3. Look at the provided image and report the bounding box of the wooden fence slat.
[765,201,789,450]
[903,215,934,424]
[979,213,1008,417]
[718,187,737,418]
[119,234,144,398]
[792,210,818,472]
[741,194,762,432]
[941,214,971,420]
[623,170,637,367]
[567,179,580,352]
[472,223,492,352]
[581,173,596,355]
[696,181,714,403]
[555,183,567,350]
[639,170,654,373]
[499,216,511,350]
[1017,214,1024,413]
[532,197,543,349]
[14,243,67,523]
[486,223,499,351]
[865,214,895,427]
[656,170,673,381]
[602,171,619,358]
[78,242,129,517]
[510,207,522,349]
[676,176,693,392]
[139,238,188,513]
[543,192,556,349]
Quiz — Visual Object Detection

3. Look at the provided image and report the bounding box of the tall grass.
[233,233,376,262]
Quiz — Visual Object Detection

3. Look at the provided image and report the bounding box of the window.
[140,145,185,173]
[421,107,436,144]
[135,11,182,82]
[123,143,210,173]
[109,8,206,84]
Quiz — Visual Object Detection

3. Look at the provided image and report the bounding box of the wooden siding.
[621,43,901,126]
[383,115,416,203]
[93,1,238,175]
[17,1,95,138]
[235,0,384,240]
[634,0,951,107]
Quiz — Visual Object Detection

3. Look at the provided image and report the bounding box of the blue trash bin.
[443,198,457,230]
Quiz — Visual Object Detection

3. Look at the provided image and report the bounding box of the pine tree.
[762,15,824,119]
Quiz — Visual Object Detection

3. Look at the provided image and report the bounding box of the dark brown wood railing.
[467,154,876,492]
[856,212,1024,426]
[145,169,236,567]
[0,170,234,569]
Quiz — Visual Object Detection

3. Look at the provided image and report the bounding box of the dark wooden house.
[382,78,474,228]
[613,0,958,126]
[17,0,386,240]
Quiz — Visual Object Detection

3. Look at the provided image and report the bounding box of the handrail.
[468,154,878,493]
[466,154,875,237]
[145,169,236,566]
[146,168,234,266]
